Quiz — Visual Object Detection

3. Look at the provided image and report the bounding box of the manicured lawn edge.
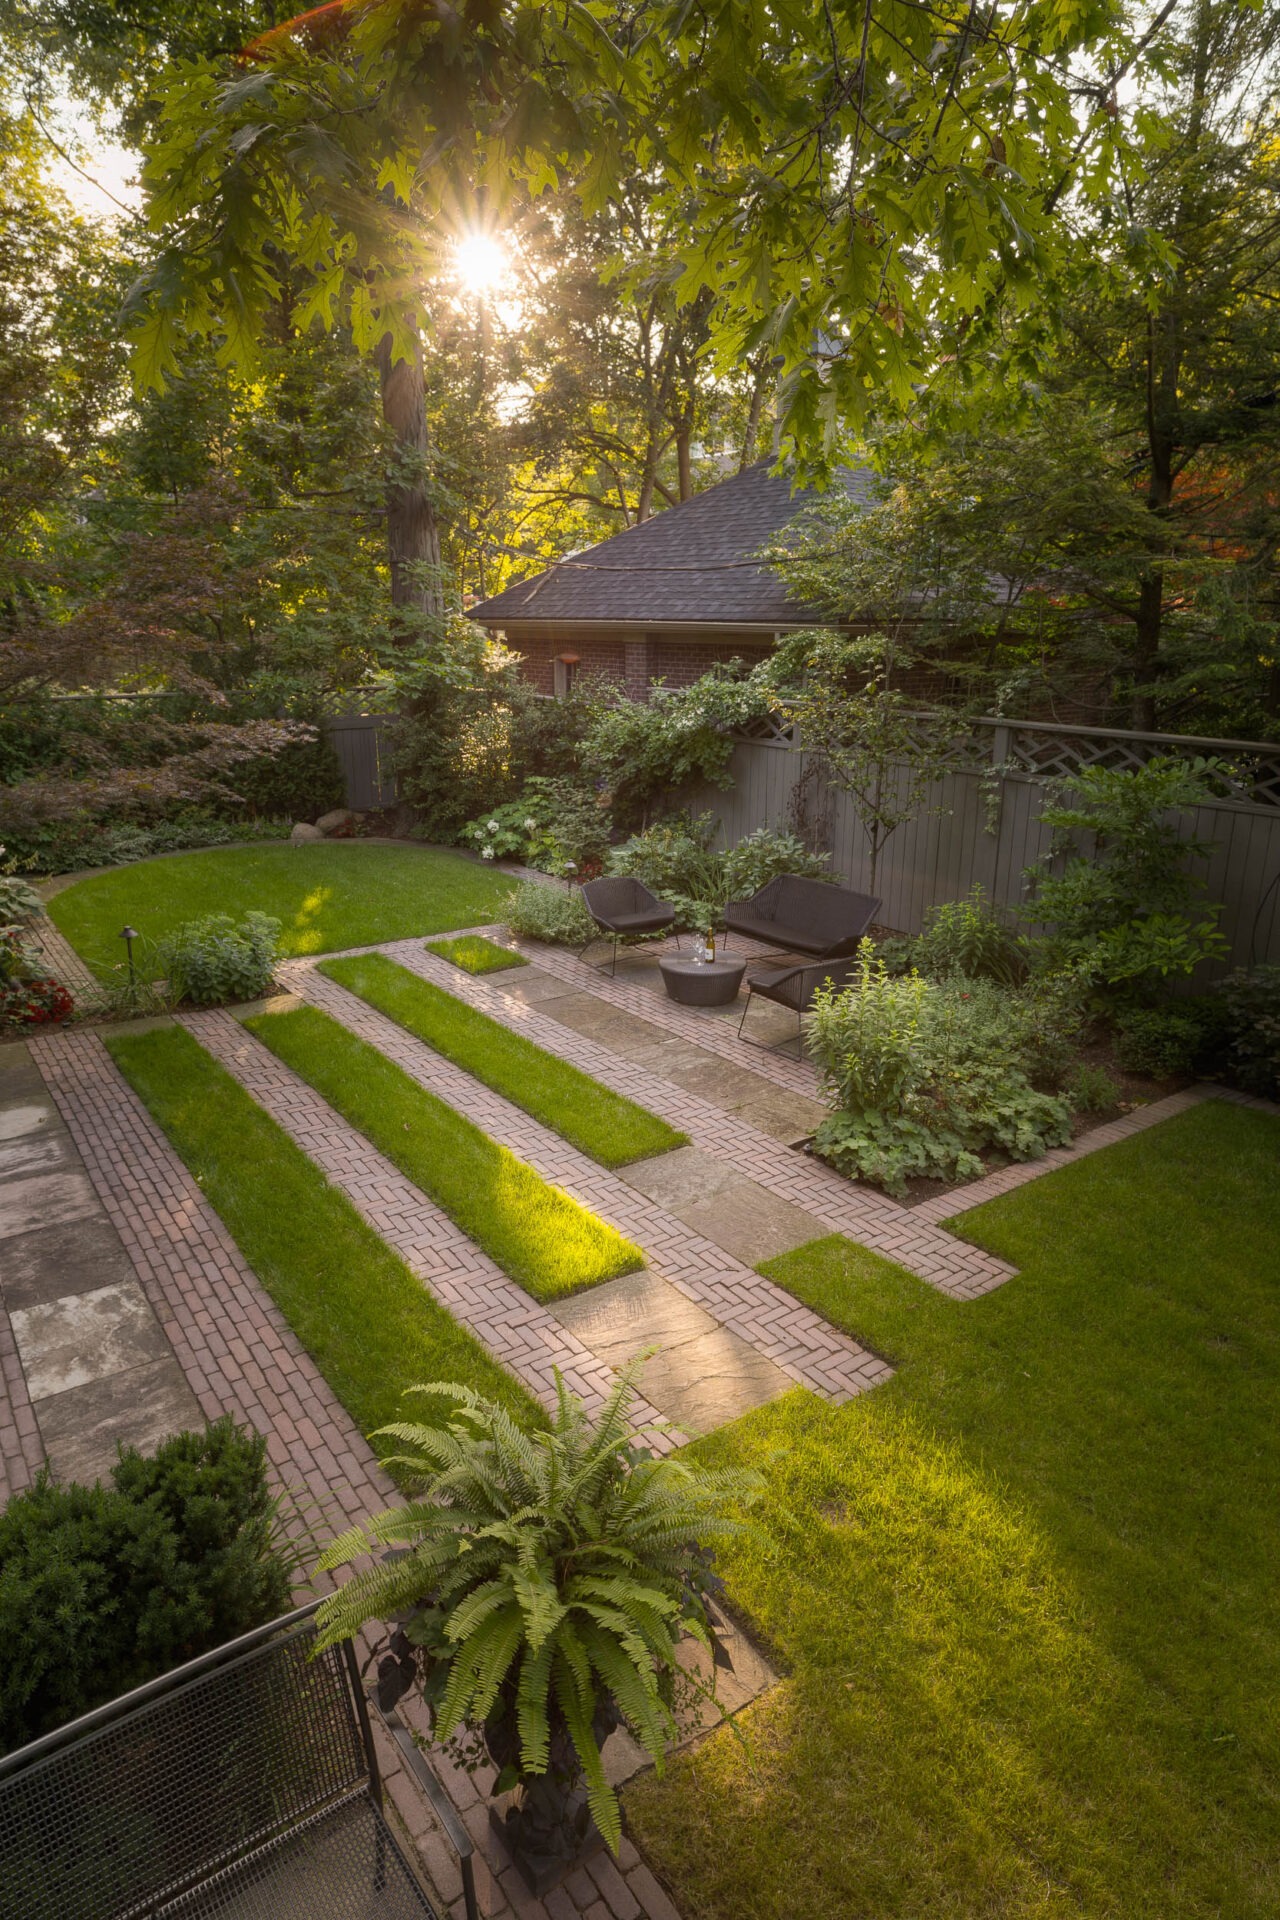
[49,842,514,979]
[106,1026,541,1462]
[626,1101,1280,1920]
[245,1002,644,1301]
[323,952,687,1169]
[424,934,528,975]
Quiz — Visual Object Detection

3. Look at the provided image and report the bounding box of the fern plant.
[314,1368,758,1862]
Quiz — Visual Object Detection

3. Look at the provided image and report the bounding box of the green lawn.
[106,1026,540,1462]
[323,953,686,1168]
[246,1003,643,1301]
[424,934,528,975]
[626,1100,1280,1920]
[49,842,511,978]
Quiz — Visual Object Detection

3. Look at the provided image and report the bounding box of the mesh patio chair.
[579,876,678,975]
[0,1602,477,1920]
[737,954,862,1055]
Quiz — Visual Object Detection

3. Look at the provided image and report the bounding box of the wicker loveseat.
[722,875,880,959]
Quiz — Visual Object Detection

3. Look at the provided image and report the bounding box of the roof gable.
[468,461,875,628]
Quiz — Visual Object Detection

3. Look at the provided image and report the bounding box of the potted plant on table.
[314,1367,758,1894]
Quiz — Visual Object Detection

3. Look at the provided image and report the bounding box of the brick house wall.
[498,626,776,701]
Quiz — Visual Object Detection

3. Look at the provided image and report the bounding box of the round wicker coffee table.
[657,955,747,1007]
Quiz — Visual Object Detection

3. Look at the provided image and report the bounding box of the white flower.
[523,818,538,833]
[487,820,500,833]
[481,846,495,860]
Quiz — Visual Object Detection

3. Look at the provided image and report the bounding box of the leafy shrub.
[1113,1000,1224,1079]
[807,944,1072,1197]
[1023,758,1228,995]
[910,886,1026,984]
[0,873,44,922]
[608,815,831,929]
[1,974,75,1028]
[1217,966,1280,1098]
[0,1418,291,1754]
[1,809,291,877]
[458,778,612,877]
[152,912,280,1006]
[583,666,774,827]
[314,1368,758,1855]
[1065,1063,1123,1115]
[221,736,344,822]
[504,880,596,946]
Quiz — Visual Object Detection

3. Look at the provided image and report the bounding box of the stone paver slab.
[1,1214,140,1310]
[676,1180,828,1267]
[729,1089,826,1145]
[0,1126,77,1184]
[549,1265,789,1431]
[618,1145,741,1210]
[0,1168,99,1241]
[0,1097,59,1143]
[37,1354,204,1485]
[12,1278,174,1399]
[486,967,579,1006]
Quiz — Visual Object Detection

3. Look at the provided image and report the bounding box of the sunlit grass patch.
[106,1025,540,1461]
[245,1002,644,1300]
[49,842,513,978]
[626,1101,1280,1920]
[323,952,686,1169]
[424,934,527,975]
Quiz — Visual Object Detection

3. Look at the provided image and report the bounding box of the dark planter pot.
[484,1701,619,1896]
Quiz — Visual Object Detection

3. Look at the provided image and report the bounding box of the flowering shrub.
[807,944,1071,1197]
[0,925,74,1026]
[458,780,612,875]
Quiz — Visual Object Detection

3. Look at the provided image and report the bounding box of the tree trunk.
[677,427,692,501]
[376,332,443,623]
[739,355,771,470]
[1131,572,1164,731]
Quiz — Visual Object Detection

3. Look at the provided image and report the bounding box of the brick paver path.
[326,939,1014,1301]
[267,969,890,1402]
[32,1030,397,1545]
[20,1025,723,1920]
[0,1297,43,1502]
[180,1008,679,1439]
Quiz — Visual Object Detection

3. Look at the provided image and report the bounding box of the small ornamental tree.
[766,631,963,896]
[314,1368,759,1872]
[1023,757,1230,996]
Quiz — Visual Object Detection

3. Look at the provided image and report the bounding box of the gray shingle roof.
[469,462,876,628]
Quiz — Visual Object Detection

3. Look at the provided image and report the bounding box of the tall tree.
[125,0,1126,600]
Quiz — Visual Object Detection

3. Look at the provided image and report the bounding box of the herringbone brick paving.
[271,967,889,1401]
[181,1009,681,1438]
[320,937,1013,1300]
[23,1027,696,1920]
[31,1028,397,1545]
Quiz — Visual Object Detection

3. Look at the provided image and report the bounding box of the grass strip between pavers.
[106,1026,541,1467]
[245,1002,644,1301]
[423,934,528,975]
[322,951,687,1170]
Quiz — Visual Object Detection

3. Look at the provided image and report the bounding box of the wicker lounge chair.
[580,876,678,975]
[737,954,862,1055]
[722,875,880,959]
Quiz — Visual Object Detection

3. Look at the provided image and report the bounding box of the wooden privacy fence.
[322,712,399,810]
[685,715,1280,976]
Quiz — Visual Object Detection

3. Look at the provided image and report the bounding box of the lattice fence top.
[730,712,1280,811]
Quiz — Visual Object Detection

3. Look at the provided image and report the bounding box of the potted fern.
[314,1367,758,1894]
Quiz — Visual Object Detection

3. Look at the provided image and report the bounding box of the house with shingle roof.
[468,461,875,699]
